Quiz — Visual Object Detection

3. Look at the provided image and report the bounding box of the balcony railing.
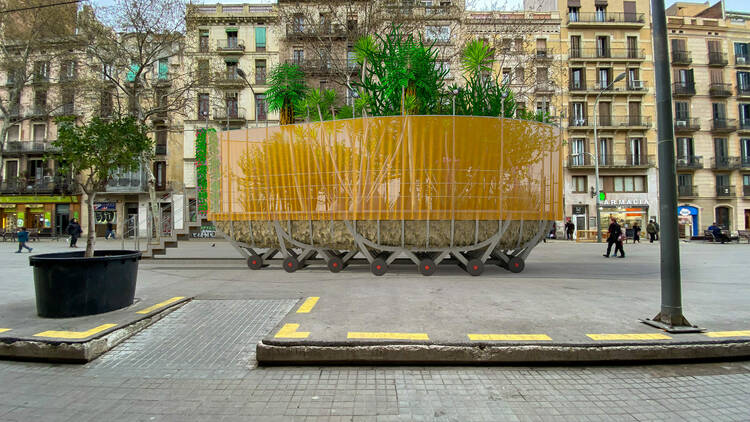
[213,107,246,121]
[566,154,655,167]
[676,155,703,169]
[107,167,148,192]
[535,82,555,93]
[568,117,589,127]
[671,50,692,65]
[711,118,737,133]
[674,118,701,132]
[2,141,59,154]
[255,70,267,85]
[741,156,750,168]
[285,23,346,38]
[596,115,652,128]
[737,55,750,66]
[287,59,359,75]
[739,119,750,132]
[567,12,645,25]
[708,83,732,97]
[708,51,728,66]
[216,39,245,53]
[0,176,73,195]
[744,185,750,197]
[568,81,647,93]
[738,85,750,97]
[716,185,735,197]
[673,82,696,96]
[535,48,555,59]
[55,103,76,116]
[215,71,245,85]
[711,156,740,169]
[678,185,698,197]
[155,143,167,155]
[568,48,645,60]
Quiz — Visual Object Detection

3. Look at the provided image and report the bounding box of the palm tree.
[266,63,307,125]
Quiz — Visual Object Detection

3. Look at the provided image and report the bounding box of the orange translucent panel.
[208,115,562,222]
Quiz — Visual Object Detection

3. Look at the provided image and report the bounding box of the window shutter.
[255,27,266,48]
[126,64,140,82]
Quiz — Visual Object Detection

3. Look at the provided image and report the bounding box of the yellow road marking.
[347,332,429,340]
[33,324,117,339]
[468,334,552,341]
[0,328,11,334]
[135,296,185,314]
[274,323,310,339]
[705,330,750,338]
[296,297,319,313]
[587,333,671,341]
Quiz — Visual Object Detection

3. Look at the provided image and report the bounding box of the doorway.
[745,209,749,230]
[715,206,730,230]
[55,204,70,237]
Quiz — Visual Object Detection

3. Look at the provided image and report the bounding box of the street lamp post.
[592,71,627,243]
[236,68,257,126]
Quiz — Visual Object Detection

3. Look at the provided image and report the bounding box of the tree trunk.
[85,190,96,258]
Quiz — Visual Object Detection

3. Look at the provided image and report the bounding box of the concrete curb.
[256,339,750,365]
[0,300,190,363]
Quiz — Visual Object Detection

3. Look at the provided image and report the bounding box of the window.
[157,58,169,80]
[741,138,750,166]
[293,49,304,65]
[255,93,267,121]
[198,93,209,118]
[4,160,18,180]
[570,68,585,89]
[502,68,511,85]
[568,7,579,22]
[627,36,638,58]
[292,14,304,33]
[156,129,167,151]
[225,60,238,78]
[629,138,643,164]
[225,92,238,118]
[33,61,49,81]
[675,102,689,121]
[154,161,166,190]
[126,64,140,82]
[678,174,693,188]
[6,125,20,142]
[739,72,750,92]
[595,5,607,22]
[735,42,749,63]
[598,68,611,89]
[255,27,266,51]
[571,102,586,126]
[712,103,726,120]
[596,36,609,58]
[623,1,637,22]
[61,61,76,81]
[514,67,524,83]
[226,29,238,48]
[627,68,640,89]
[319,13,331,32]
[255,60,266,84]
[570,138,585,165]
[739,104,750,127]
[743,175,750,196]
[515,38,524,52]
[61,88,74,115]
[715,138,728,167]
[709,69,724,84]
[572,176,587,193]
[33,124,46,141]
[100,90,113,116]
[347,18,357,32]
[715,206,730,229]
[570,35,581,58]
[599,138,611,165]
[677,137,694,158]
[197,60,209,83]
[628,101,641,125]
[34,90,47,114]
[536,101,549,115]
[426,26,450,43]
[199,30,209,52]
[536,67,548,84]
[600,176,646,192]
[347,46,357,70]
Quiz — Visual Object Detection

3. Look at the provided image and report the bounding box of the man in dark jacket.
[67,218,82,248]
[603,217,625,258]
[15,227,32,253]
[708,222,727,244]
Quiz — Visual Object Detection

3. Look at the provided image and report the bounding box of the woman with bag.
[603,217,625,258]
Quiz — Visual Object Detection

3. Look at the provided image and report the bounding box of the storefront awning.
[0,195,78,204]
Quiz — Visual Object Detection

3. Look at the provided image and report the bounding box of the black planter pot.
[30,250,141,318]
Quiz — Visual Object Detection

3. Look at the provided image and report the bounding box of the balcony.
[213,107,246,123]
[155,143,167,155]
[738,85,750,98]
[2,141,59,156]
[716,185,736,197]
[674,118,700,133]
[28,105,50,119]
[708,83,732,97]
[568,117,589,128]
[738,119,750,133]
[678,185,698,197]
[673,82,696,96]
[711,156,740,170]
[0,176,73,195]
[535,48,555,60]
[534,82,555,93]
[566,154,655,168]
[106,167,148,193]
[671,50,692,65]
[568,48,645,61]
[744,185,750,197]
[568,81,648,95]
[215,71,245,87]
[676,155,703,169]
[596,115,652,129]
[708,51,728,67]
[288,59,359,75]
[285,23,347,39]
[742,156,750,168]
[711,118,737,133]
[216,39,245,54]
[737,55,750,67]
[55,103,77,117]
[567,12,645,27]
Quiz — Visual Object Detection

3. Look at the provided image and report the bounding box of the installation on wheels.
[204,114,562,275]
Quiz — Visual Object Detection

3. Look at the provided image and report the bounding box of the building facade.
[667,1,750,236]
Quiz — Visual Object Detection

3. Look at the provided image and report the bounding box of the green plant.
[54,116,152,257]
[265,63,307,125]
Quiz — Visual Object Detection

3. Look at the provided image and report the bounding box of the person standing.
[565,220,575,240]
[653,220,660,241]
[603,217,625,258]
[15,227,33,253]
[632,222,641,243]
[646,220,657,243]
[67,218,82,248]
[105,221,116,239]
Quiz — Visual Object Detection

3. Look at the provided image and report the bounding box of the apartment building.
[667,1,750,236]
[461,9,563,118]
[183,3,280,192]
[533,0,658,235]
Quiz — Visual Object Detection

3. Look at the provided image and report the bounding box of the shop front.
[599,198,650,233]
[0,195,80,235]
[677,205,699,238]
[94,202,117,237]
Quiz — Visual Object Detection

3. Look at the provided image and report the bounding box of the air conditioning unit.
[630,80,644,90]
[722,187,730,195]
[676,120,687,127]
[739,57,747,64]
[677,157,688,166]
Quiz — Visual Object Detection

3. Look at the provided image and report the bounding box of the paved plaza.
[1,238,749,419]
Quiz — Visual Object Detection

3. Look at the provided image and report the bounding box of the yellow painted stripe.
[274,323,310,339]
[135,296,186,314]
[296,297,319,313]
[0,328,11,334]
[347,332,429,340]
[587,333,671,341]
[705,330,750,338]
[468,334,552,341]
[33,324,117,339]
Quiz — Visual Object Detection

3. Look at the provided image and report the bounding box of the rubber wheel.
[507,256,525,273]
[247,253,263,270]
[370,258,388,276]
[327,256,344,273]
[283,256,299,273]
[465,258,484,276]
[418,258,437,276]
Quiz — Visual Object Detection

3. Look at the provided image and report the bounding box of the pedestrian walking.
[105,222,116,239]
[653,220,660,240]
[67,218,82,248]
[646,220,657,243]
[632,222,641,243]
[15,227,33,253]
[565,220,575,240]
[603,217,625,258]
